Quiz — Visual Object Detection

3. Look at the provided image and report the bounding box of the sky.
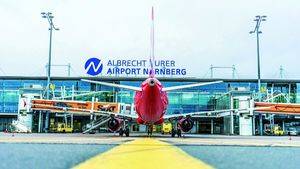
[0,0,299,79]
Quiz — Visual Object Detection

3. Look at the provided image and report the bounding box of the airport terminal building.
[1,76,300,135]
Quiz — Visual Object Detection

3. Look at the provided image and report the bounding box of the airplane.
[81,7,226,137]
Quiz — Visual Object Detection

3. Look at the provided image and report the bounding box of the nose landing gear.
[147,125,153,137]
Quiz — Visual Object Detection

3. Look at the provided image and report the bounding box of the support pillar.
[252,114,256,135]
[90,114,94,127]
[38,111,43,133]
[90,97,95,127]
[230,111,234,135]
[259,114,263,136]
[211,119,214,134]
[195,121,199,134]
[44,111,49,132]
[230,94,234,135]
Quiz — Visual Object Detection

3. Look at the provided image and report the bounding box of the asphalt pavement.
[0,143,114,169]
[180,145,300,169]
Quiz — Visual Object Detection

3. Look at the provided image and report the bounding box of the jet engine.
[178,117,194,132]
[107,118,122,132]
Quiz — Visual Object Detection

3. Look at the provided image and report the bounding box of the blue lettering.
[131,69,136,74]
[107,68,113,75]
[143,68,149,74]
[181,69,186,75]
[155,69,159,74]
[125,68,131,74]
[116,60,120,66]
[141,60,147,67]
[127,60,131,67]
[120,68,124,74]
[165,60,170,67]
[122,60,126,66]
[115,67,120,74]
[154,60,159,67]
[107,60,112,66]
[166,69,170,75]
[134,60,139,67]
[171,60,175,67]
[104,59,185,76]
[136,68,141,74]
[160,68,166,75]
[160,60,165,67]
[131,60,137,66]
[171,69,175,75]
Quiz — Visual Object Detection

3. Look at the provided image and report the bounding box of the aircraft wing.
[162,81,223,92]
[81,79,142,91]
[163,109,234,119]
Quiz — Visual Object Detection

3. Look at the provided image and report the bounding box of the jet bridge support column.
[90,114,94,127]
[38,111,43,133]
[230,111,234,135]
[252,114,256,135]
[211,119,214,134]
[259,114,263,135]
[230,94,234,135]
[44,111,50,132]
[71,114,74,129]
[90,97,95,128]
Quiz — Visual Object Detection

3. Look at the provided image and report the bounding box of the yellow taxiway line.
[74,138,213,169]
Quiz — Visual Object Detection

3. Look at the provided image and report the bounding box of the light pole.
[41,12,59,100]
[250,15,267,136]
[41,12,59,132]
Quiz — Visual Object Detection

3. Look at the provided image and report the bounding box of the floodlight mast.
[250,15,267,102]
[41,12,59,132]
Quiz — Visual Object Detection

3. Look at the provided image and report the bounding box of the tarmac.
[1,132,300,169]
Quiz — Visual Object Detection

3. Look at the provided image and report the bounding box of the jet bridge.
[31,99,121,114]
[255,102,300,115]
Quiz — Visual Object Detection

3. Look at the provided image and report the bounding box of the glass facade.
[0,90,19,113]
[0,78,299,115]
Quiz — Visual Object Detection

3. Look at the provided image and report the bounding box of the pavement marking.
[74,138,213,169]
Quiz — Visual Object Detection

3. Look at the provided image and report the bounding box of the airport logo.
[85,58,103,76]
